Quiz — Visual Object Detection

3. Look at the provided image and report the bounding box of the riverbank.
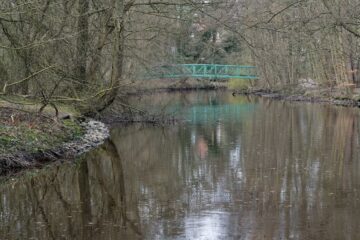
[129,79,360,108]
[234,87,360,107]
[130,78,227,93]
[3,81,359,175]
[0,107,109,175]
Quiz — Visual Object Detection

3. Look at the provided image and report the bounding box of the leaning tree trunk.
[83,0,125,116]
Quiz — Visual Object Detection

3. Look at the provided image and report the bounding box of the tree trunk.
[76,0,90,87]
[83,0,125,116]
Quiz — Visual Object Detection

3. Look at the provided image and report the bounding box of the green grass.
[0,111,85,155]
[63,119,84,138]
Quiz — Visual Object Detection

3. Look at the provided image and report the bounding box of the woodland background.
[1,0,360,111]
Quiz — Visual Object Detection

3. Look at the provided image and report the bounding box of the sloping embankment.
[0,120,109,174]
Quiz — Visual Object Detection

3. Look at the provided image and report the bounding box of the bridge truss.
[148,64,258,80]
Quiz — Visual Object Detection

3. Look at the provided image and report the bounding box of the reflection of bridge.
[187,104,257,123]
[171,103,257,124]
[149,64,258,79]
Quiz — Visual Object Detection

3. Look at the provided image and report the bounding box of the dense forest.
[0,0,360,113]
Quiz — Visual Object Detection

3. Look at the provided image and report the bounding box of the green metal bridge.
[148,64,258,80]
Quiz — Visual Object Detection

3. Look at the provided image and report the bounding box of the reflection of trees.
[99,99,360,239]
[0,138,141,239]
[1,95,360,239]
[121,90,240,116]
[240,101,360,240]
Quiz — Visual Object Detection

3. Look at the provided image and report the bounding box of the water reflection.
[1,92,360,239]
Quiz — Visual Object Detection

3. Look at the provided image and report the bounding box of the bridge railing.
[147,64,258,79]
[181,64,257,79]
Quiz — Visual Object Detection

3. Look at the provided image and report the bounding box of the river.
[1,91,360,239]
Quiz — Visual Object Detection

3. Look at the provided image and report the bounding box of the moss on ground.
[0,107,85,155]
[228,79,252,90]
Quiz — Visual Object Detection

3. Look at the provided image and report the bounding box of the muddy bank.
[235,89,360,107]
[0,120,109,175]
[128,78,227,95]
[100,113,181,125]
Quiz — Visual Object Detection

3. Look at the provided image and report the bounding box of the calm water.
[1,91,360,240]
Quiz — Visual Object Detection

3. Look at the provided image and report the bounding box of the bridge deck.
[148,64,258,80]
